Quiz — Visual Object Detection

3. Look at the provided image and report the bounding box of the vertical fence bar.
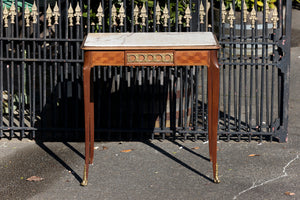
[169,66,174,138]
[20,0,26,138]
[127,66,131,139]
[254,3,259,136]
[178,67,182,134]
[158,66,162,133]
[70,14,75,138]
[42,0,47,137]
[243,1,249,134]
[31,2,37,139]
[49,6,54,134]
[260,1,267,138]
[9,1,16,139]
[63,1,69,138]
[249,24,255,141]
[189,66,194,135]
[0,0,3,137]
[227,21,233,139]
[175,0,178,32]
[54,0,60,130]
[37,0,43,131]
[233,20,237,137]
[164,67,168,137]
[183,67,188,140]
[265,11,270,134]
[220,1,226,134]
[14,0,21,137]
[237,0,245,140]
[194,65,199,140]
[141,66,146,133]
[131,0,134,32]
[145,1,149,32]
[124,0,127,32]
[76,2,82,139]
[109,0,112,32]
[26,24,32,136]
[150,67,154,139]
[201,66,206,139]
[167,0,170,31]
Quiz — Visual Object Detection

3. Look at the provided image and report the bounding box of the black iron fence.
[0,0,291,142]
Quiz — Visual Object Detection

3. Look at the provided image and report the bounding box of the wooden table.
[81,32,220,186]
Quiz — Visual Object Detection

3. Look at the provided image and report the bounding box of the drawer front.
[125,51,175,66]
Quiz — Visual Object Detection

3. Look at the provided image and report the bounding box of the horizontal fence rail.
[0,0,291,142]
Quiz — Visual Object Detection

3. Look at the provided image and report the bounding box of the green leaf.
[257,1,264,7]
[269,3,276,9]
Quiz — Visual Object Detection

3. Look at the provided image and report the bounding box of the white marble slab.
[83,32,218,48]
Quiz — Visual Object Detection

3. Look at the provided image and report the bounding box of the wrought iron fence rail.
[0,58,83,62]
[0,38,84,42]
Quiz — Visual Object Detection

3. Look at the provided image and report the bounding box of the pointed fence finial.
[3,5,9,27]
[249,7,257,28]
[140,3,148,26]
[178,15,183,25]
[46,4,53,26]
[9,2,17,24]
[227,4,235,28]
[68,3,74,26]
[111,4,117,26]
[271,7,279,29]
[162,4,169,27]
[31,1,39,24]
[265,3,270,23]
[118,3,126,26]
[221,1,227,24]
[74,2,82,25]
[53,2,60,25]
[199,1,205,24]
[184,6,192,27]
[24,5,31,27]
[156,2,161,25]
[96,3,104,26]
[243,1,248,23]
[134,4,139,25]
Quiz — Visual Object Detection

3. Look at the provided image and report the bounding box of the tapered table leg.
[89,73,95,164]
[81,52,94,186]
[207,50,220,183]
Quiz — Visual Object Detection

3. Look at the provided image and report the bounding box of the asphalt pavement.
[0,9,299,200]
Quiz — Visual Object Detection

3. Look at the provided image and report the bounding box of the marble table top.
[82,32,219,50]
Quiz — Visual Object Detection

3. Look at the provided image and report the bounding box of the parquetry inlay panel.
[126,52,174,64]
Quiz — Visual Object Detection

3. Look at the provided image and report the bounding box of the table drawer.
[125,50,175,66]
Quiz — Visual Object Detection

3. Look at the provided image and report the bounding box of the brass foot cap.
[214,178,220,184]
[81,180,88,186]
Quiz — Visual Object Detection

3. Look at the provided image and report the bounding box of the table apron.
[85,50,212,67]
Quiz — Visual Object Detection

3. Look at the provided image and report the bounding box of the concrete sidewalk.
[0,137,299,200]
[1,10,300,200]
